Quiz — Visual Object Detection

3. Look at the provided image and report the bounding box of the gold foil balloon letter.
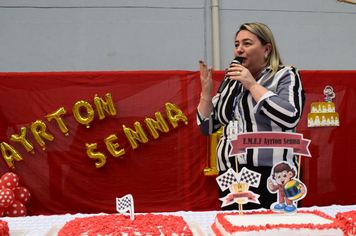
[123,122,149,149]
[104,134,125,158]
[144,111,170,139]
[46,107,69,136]
[10,127,34,154]
[73,100,94,128]
[30,120,54,150]
[85,143,107,168]
[1,142,23,169]
[165,103,188,128]
[94,93,117,120]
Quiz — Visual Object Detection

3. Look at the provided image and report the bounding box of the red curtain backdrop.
[0,70,355,216]
[297,71,356,207]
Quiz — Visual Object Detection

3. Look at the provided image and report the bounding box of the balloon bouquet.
[0,172,31,217]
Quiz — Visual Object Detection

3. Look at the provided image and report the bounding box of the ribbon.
[220,191,260,207]
[229,132,311,157]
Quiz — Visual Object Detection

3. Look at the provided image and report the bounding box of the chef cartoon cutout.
[268,161,307,215]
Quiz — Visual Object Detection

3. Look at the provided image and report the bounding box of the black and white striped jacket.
[197,66,306,171]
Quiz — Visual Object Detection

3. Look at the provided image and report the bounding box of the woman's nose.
[236,46,243,55]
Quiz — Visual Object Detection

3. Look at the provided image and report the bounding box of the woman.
[197,22,305,210]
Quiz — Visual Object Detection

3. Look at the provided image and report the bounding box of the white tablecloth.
[1,204,355,236]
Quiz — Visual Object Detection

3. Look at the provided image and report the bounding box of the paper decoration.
[308,86,339,127]
[216,168,240,192]
[220,183,260,208]
[217,168,261,209]
[116,194,134,220]
[229,132,311,157]
[239,167,261,188]
[267,161,307,215]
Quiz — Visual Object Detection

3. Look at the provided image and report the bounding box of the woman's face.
[234,29,270,77]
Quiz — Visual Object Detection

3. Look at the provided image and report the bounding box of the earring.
[264,54,268,59]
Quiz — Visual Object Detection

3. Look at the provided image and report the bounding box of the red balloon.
[0,188,15,208]
[14,187,31,204]
[0,172,19,191]
[5,200,26,217]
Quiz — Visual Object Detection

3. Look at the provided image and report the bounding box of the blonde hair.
[236,22,283,81]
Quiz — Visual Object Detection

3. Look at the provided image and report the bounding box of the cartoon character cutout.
[267,161,307,215]
[324,85,335,102]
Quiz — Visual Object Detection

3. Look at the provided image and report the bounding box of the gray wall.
[0,0,355,72]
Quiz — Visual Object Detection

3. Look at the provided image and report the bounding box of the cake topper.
[221,132,311,215]
[216,167,261,215]
[267,161,307,215]
[116,194,134,220]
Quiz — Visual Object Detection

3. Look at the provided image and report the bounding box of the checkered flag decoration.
[116,194,134,220]
[216,168,240,191]
[240,167,261,188]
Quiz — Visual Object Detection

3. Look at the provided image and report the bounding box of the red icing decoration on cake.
[211,222,224,236]
[0,220,9,236]
[58,213,193,235]
[213,210,348,235]
[336,210,356,235]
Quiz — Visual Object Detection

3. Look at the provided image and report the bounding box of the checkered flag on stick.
[240,167,261,188]
[116,194,134,220]
[216,168,240,191]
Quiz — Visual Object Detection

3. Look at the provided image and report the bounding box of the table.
[1,204,355,236]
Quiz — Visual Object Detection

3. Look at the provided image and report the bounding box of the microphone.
[217,57,243,93]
